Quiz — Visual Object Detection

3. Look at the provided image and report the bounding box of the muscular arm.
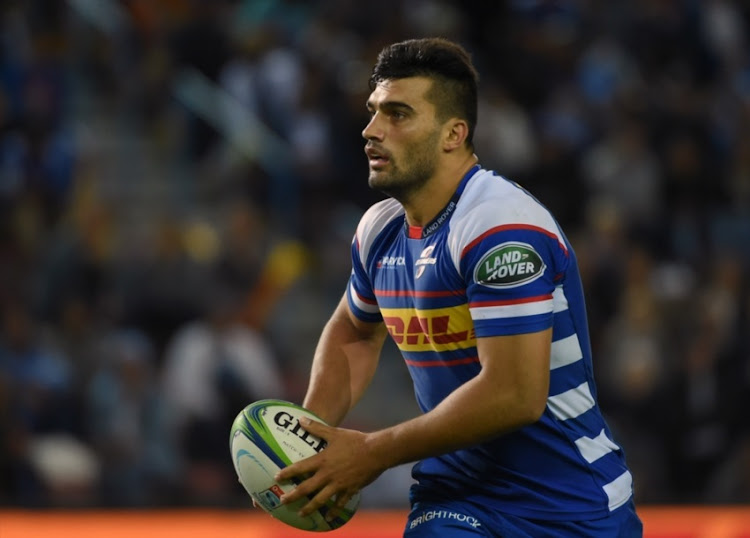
[302,293,389,426]
[365,327,552,466]
[278,323,552,514]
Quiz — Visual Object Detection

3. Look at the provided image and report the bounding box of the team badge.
[415,245,437,279]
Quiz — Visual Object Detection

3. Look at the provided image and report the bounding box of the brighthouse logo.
[380,306,475,352]
[474,242,545,288]
[409,509,482,530]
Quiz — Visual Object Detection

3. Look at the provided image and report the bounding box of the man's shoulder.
[357,197,405,237]
[454,169,560,236]
[462,170,545,214]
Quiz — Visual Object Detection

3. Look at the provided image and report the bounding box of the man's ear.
[443,119,469,151]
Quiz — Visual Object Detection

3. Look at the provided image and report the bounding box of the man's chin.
[368,172,388,191]
[369,178,402,200]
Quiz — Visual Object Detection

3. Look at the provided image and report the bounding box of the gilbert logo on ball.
[229,399,360,532]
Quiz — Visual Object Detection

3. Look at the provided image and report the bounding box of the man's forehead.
[368,76,434,106]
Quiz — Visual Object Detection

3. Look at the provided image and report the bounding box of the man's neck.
[403,153,478,227]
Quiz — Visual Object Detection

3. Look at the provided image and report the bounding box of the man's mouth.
[365,146,390,168]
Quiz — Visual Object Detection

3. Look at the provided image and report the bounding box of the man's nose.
[362,114,383,141]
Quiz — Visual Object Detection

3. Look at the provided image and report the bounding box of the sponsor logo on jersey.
[408,509,482,530]
[415,245,437,279]
[474,242,545,288]
[421,200,456,238]
[377,255,406,268]
[380,306,475,351]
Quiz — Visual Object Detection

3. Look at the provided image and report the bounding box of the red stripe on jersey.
[460,224,568,259]
[405,356,480,368]
[375,289,466,298]
[355,289,378,305]
[469,294,553,308]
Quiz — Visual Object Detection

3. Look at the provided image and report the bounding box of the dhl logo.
[380,306,476,352]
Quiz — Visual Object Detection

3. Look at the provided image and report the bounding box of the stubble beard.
[367,132,440,203]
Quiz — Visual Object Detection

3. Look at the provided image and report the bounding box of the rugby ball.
[229,399,361,531]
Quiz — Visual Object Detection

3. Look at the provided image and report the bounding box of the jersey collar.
[406,164,481,239]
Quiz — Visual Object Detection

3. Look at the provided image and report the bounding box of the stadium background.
[0,0,748,536]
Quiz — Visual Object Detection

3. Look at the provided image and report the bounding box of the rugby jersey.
[346,165,634,520]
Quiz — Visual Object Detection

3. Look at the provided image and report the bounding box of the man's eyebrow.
[366,100,416,113]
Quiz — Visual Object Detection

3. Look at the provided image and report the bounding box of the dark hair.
[370,37,479,145]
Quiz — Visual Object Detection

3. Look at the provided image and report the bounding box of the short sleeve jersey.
[347,165,634,520]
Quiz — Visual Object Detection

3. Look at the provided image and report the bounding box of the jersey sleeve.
[346,234,382,322]
[344,198,403,323]
[463,226,567,337]
[451,192,570,338]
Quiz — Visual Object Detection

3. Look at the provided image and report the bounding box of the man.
[275,37,643,537]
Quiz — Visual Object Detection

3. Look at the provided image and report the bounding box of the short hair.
[370,37,479,145]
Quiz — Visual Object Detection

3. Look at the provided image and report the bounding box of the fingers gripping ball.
[229,399,361,531]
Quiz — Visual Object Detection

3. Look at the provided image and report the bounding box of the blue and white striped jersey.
[346,165,634,520]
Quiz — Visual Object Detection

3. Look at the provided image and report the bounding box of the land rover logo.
[474,242,545,288]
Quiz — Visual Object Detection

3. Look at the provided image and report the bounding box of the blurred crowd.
[1,0,749,509]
